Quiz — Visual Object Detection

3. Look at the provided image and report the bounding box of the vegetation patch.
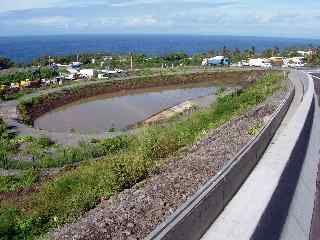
[248,120,265,136]
[0,68,58,86]
[0,71,285,239]
[0,170,40,193]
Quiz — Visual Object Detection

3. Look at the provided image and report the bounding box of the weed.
[248,120,264,136]
[0,169,40,192]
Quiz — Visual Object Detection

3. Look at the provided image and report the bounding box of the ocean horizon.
[1,34,320,63]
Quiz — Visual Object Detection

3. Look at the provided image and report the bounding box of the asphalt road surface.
[310,72,320,240]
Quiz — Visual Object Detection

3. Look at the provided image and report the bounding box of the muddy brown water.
[34,82,221,134]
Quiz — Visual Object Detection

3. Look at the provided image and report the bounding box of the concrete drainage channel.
[146,70,320,240]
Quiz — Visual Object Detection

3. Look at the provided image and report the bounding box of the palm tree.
[250,46,256,57]
[207,49,215,57]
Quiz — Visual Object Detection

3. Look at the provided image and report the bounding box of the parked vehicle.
[249,58,272,68]
[71,62,82,68]
[269,57,284,66]
[283,57,305,68]
[98,73,109,80]
[202,56,230,66]
[65,74,76,80]
[20,79,31,88]
[241,60,250,66]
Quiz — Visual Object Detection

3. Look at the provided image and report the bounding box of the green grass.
[0,72,285,239]
[4,135,131,170]
[0,170,40,193]
[0,119,18,170]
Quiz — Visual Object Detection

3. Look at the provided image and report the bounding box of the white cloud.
[0,1,320,37]
[126,16,159,27]
[0,0,58,12]
[0,0,108,13]
[252,10,320,25]
[110,0,163,7]
[99,15,164,27]
[254,15,275,24]
[8,16,74,28]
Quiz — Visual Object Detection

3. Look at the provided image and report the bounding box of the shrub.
[100,135,130,154]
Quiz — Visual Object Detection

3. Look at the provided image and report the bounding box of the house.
[297,50,313,57]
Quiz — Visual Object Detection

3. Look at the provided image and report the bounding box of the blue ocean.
[1,34,320,63]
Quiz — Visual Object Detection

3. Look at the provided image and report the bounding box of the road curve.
[146,71,296,240]
[309,71,320,240]
[201,70,320,240]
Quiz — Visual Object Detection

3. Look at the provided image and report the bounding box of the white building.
[297,50,313,57]
[66,68,79,74]
[80,69,97,79]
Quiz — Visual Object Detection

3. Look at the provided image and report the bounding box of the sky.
[1,0,320,38]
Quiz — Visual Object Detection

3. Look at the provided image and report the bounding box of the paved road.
[309,72,320,240]
[201,70,308,240]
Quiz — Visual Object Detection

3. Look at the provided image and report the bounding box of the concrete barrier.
[277,73,319,240]
[252,96,315,240]
[146,79,295,240]
[199,71,319,240]
[249,71,318,240]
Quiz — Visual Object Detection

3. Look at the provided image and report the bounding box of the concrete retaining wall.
[278,73,319,240]
[199,71,318,240]
[146,80,295,240]
[248,71,319,240]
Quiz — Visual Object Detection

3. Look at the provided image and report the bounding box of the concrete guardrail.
[252,72,319,240]
[198,71,319,240]
[146,76,296,240]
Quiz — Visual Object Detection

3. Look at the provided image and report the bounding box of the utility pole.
[130,53,133,71]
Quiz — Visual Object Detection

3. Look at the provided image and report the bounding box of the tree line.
[0,57,14,70]
[1,45,320,85]
[27,46,320,68]
[0,67,59,85]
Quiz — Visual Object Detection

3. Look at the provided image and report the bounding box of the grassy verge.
[0,119,17,170]
[1,89,33,101]
[0,170,40,192]
[2,135,132,170]
[0,72,285,239]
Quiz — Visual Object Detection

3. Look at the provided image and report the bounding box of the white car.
[288,63,305,68]
[261,63,272,68]
[65,74,76,80]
